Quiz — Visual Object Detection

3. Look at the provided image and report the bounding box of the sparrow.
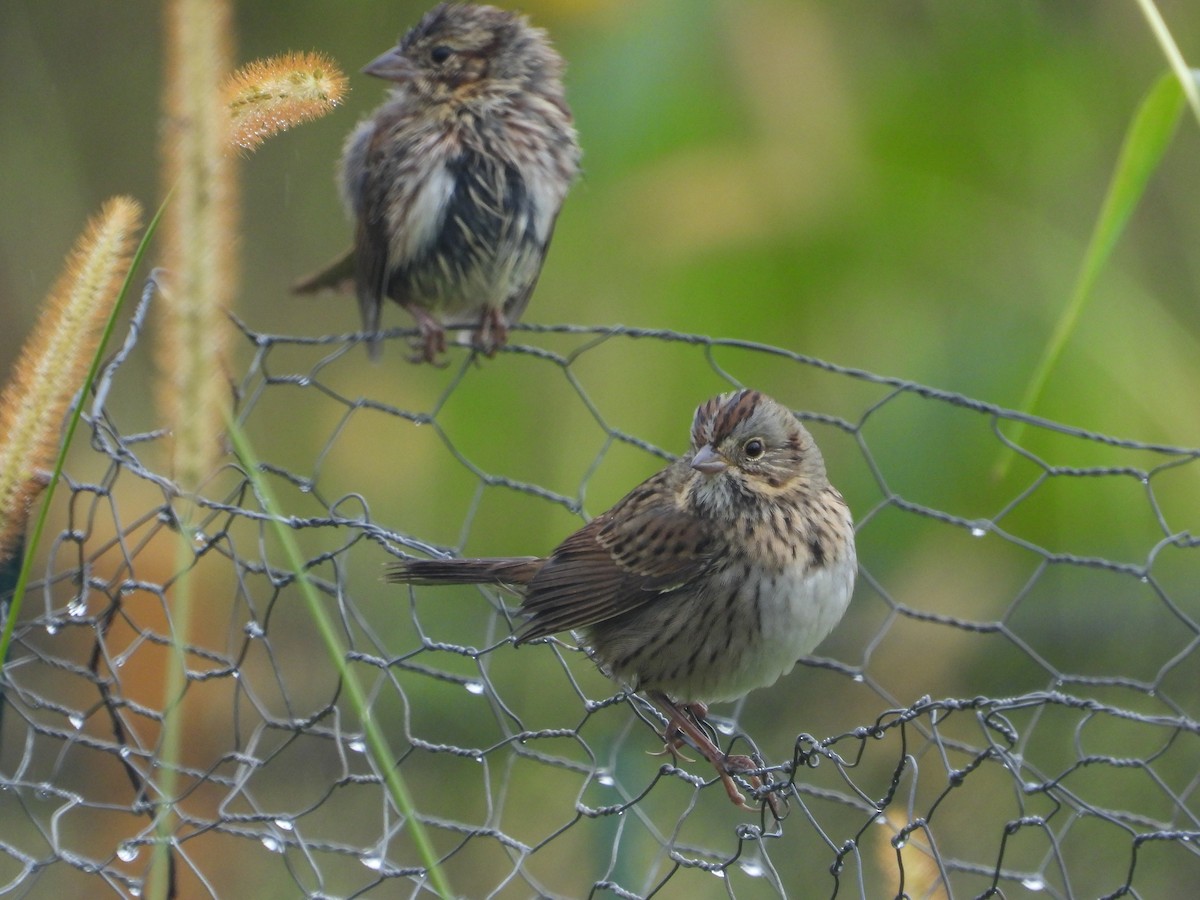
[389,390,857,809]
[294,2,581,362]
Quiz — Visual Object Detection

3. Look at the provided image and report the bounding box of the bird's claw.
[647,735,697,764]
[471,307,508,356]
[648,691,787,816]
[404,307,448,365]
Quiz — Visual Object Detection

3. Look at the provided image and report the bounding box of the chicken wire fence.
[1,293,1199,899]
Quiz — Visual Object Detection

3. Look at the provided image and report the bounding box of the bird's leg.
[472,306,509,356]
[404,305,447,365]
[648,691,781,815]
[648,700,708,762]
[646,699,708,763]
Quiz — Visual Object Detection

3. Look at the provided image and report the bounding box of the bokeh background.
[2,1,1200,897]
[4,0,1200,430]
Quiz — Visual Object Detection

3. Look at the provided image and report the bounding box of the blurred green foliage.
[1,1,1199,897]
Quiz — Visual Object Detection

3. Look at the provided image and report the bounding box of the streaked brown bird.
[389,390,857,809]
[295,2,580,362]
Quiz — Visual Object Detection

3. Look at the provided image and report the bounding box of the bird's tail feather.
[387,557,542,587]
[292,247,356,295]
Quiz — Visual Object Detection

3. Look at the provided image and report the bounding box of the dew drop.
[117,843,139,863]
[1021,876,1045,892]
[273,818,294,831]
[739,859,765,878]
[244,621,264,639]
[851,674,864,683]
[129,888,142,897]
[192,531,207,548]
[970,526,987,538]
[68,713,84,730]
[361,853,385,871]
[295,376,311,388]
[596,771,615,787]
[261,835,283,853]
[68,597,87,618]
[119,747,132,759]
[45,623,59,636]
[713,719,735,736]
[894,838,907,849]
[710,869,726,879]
[463,680,485,695]
[348,739,366,753]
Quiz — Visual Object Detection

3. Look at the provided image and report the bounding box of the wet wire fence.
[1,305,1199,898]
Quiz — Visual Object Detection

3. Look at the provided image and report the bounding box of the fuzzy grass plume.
[0,197,143,562]
[158,0,237,492]
[225,51,347,151]
[160,24,348,490]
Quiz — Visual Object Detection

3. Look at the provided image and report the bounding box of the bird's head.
[686,390,829,513]
[365,3,564,107]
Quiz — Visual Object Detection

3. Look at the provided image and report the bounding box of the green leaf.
[996,71,1186,476]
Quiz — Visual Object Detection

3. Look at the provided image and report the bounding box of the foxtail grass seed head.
[0,197,143,562]
[159,0,236,491]
[225,52,348,150]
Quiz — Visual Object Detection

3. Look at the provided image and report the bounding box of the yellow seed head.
[0,197,143,562]
[225,51,348,150]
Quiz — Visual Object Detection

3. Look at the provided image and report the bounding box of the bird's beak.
[363,47,417,83]
[690,445,728,475]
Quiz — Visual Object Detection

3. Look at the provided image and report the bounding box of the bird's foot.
[647,740,697,764]
[405,307,448,366]
[471,307,509,356]
[648,691,784,818]
[720,753,787,820]
[648,698,708,761]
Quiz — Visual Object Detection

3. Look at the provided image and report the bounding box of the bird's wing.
[516,467,716,642]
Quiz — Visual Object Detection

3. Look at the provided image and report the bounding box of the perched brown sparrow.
[389,390,857,809]
[294,2,580,362]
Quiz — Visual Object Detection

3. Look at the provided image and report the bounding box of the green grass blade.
[1134,0,1200,124]
[996,71,1185,475]
[224,413,454,899]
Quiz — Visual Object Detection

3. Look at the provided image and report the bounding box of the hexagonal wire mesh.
[1,293,1198,898]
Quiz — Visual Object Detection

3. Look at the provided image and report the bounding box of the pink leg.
[472,307,509,356]
[648,692,784,817]
[404,306,447,365]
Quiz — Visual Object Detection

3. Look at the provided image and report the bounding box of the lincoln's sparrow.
[295,3,580,361]
[389,390,857,808]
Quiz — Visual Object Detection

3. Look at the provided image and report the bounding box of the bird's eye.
[743,438,765,459]
[430,46,453,64]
